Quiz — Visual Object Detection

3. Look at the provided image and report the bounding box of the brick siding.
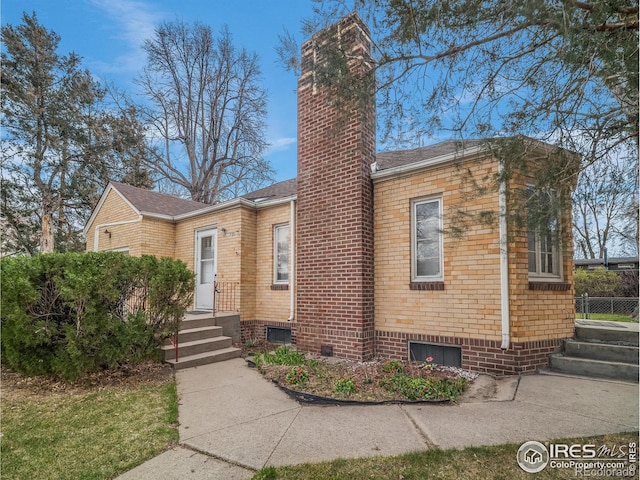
[375,329,562,375]
[255,204,294,321]
[295,13,376,360]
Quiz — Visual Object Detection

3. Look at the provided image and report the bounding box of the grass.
[251,432,639,480]
[1,366,179,480]
[577,313,637,322]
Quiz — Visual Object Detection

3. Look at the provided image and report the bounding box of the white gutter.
[255,194,297,210]
[93,216,142,252]
[287,199,295,321]
[498,161,510,350]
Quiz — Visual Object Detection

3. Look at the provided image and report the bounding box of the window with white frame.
[274,224,289,284]
[412,197,443,281]
[527,187,562,279]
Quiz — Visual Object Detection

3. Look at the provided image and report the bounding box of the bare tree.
[138,21,273,204]
[573,155,638,259]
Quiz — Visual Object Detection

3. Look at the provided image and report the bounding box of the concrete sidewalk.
[118,358,638,480]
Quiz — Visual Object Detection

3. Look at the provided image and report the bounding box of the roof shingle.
[375,139,487,170]
[242,178,298,202]
[110,140,498,217]
[110,182,209,216]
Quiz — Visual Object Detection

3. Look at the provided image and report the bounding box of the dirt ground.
[1,361,174,401]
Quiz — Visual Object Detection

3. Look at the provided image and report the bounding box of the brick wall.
[373,151,575,374]
[174,205,253,316]
[140,218,176,258]
[295,13,376,360]
[374,156,503,342]
[239,207,257,320]
[241,320,297,345]
[376,330,562,375]
[255,204,293,322]
[507,170,575,344]
[86,189,142,254]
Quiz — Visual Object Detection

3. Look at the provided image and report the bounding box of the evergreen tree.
[1,12,152,254]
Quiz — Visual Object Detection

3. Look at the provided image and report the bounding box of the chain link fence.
[575,296,639,320]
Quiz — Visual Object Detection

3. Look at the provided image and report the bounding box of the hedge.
[1,252,194,380]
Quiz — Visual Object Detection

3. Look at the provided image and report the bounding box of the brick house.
[85,13,576,374]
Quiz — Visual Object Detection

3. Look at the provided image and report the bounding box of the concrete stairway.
[549,319,639,382]
[162,312,241,370]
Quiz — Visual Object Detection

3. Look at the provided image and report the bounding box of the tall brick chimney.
[295,13,376,360]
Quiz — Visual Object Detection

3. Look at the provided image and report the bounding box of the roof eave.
[372,145,487,183]
[83,182,141,235]
[254,194,297,209]
[171,197,257,221]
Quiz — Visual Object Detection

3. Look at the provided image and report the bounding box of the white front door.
[195,228,217,310]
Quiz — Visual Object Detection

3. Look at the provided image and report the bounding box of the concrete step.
[165,347,241,370]
[575,323,639,346]
[549,353,639,382]
[161,336,232,361]
[564,339,639,364]
[181,314,216,329]
[164,326,223,344]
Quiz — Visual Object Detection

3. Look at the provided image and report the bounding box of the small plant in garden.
[272,345,307,365]
[423,356,436,371]
[245,339,257,348]
[285,367,309,386]
[253,345,308,368]
[382,359,403,374]
[333,377,358,397]
[380,373,467,401]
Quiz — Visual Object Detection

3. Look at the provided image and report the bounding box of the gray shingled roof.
[110,182,209,216]
[243,178,298,202]
[376,139,487,170]
[110,140,493,214]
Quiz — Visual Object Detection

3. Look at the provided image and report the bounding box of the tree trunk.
[40,206,55,253]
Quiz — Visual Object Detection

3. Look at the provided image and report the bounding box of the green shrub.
[574,267,623,297]
[1,252,193,380]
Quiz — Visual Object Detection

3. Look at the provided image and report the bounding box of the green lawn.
[252,432,640,480]
[577,313,637,322]
[1,369,179,480]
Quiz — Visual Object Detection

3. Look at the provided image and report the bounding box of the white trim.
[93,216,142,252]
[194,227,217,311]
[84,183,141,235]
[255,194,298,210]
[288,199,295,321]
[273,223,290,284]
[411,196,444,282]
[526,186,563,280]
[173,197,256,221]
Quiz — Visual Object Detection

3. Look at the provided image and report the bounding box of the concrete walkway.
[118,358,639,480]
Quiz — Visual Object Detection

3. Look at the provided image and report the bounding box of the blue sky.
[2,0,317,182]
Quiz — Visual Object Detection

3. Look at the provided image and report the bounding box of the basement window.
[266,326,291,343]
[408,342,461,367]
